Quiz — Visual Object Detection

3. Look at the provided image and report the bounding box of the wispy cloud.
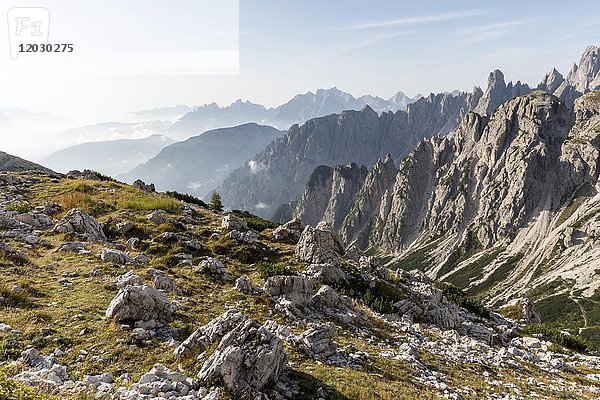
[336,10,488,31]
[453,20,531,44]
[326,31,415,60]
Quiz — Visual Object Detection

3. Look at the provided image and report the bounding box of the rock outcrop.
[293,89,600,304]
[198,316,288,397]
[105,285,176,323]
[272,217,303,242]
[221,214,248,231]
[54,208,107,242]
[295,224,344,265]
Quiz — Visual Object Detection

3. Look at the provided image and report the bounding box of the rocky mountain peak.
[576,45,600,81]
[538,68,565,93]
[474,70,531,116]
[553,45,600,105]
[360,104,377,115]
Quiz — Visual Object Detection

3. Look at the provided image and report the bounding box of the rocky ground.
[1,171,600,399]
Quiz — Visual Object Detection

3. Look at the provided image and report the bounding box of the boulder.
[14,348,72,390]
[125,237,141,250]
[56,242,87,254]
[105,285,176,323]
[147,209,167,224]
[221,214,248,231]
[228,229,258,244]
[312,285,342,309]
[14,213,53,230]
[199,316,287,397]
[263,275,316,307]
[149,269,181,294]
[303,263,345,284]
[0,212,30,231]
[295,225,344,266]
[174,309,248,359]
[116,221,135,234]
[115,271,142,289]
[272,218,303,242]
[197,257,229,280]
[53,208,107,242]
[521,298,542,325]
[133,254,150,265]
[298,324,338,359]
[114,364,212,399]
[100,249,132,265]
[234,276,254,294]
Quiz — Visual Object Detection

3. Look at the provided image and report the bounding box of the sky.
[0,0,599,133]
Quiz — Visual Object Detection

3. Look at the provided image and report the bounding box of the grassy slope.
[0,173,599,399]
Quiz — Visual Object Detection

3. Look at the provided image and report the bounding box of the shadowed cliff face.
[218,88,486,218]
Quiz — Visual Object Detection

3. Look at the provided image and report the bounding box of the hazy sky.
[1,0,599,123]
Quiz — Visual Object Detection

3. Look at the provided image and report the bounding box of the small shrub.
[231,210,279,231]
[257,261,296,279]
[334,274,406,315]
[435,281,490,318]
[5,201,30,213]
[523,324,598,353]
[166,191,208,208]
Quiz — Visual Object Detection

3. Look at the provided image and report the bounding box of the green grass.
[122,196,181,212]
[231,210,279,231]
[256,261,298,279]
[445,248,503,289]
[4,201,31,213]
[468,253,523,294]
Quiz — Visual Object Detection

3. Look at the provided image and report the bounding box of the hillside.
[119,123,282,197]
[1,171,600,399]
[42,135,175,177]
[0,152,55,174]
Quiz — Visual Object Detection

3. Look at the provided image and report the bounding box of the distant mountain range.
[118,123,283,197]
[126,105,194,122]
[42,134,175,176]
[218,46,600,220]
[168,88,422,137]
[34,87,421,187]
